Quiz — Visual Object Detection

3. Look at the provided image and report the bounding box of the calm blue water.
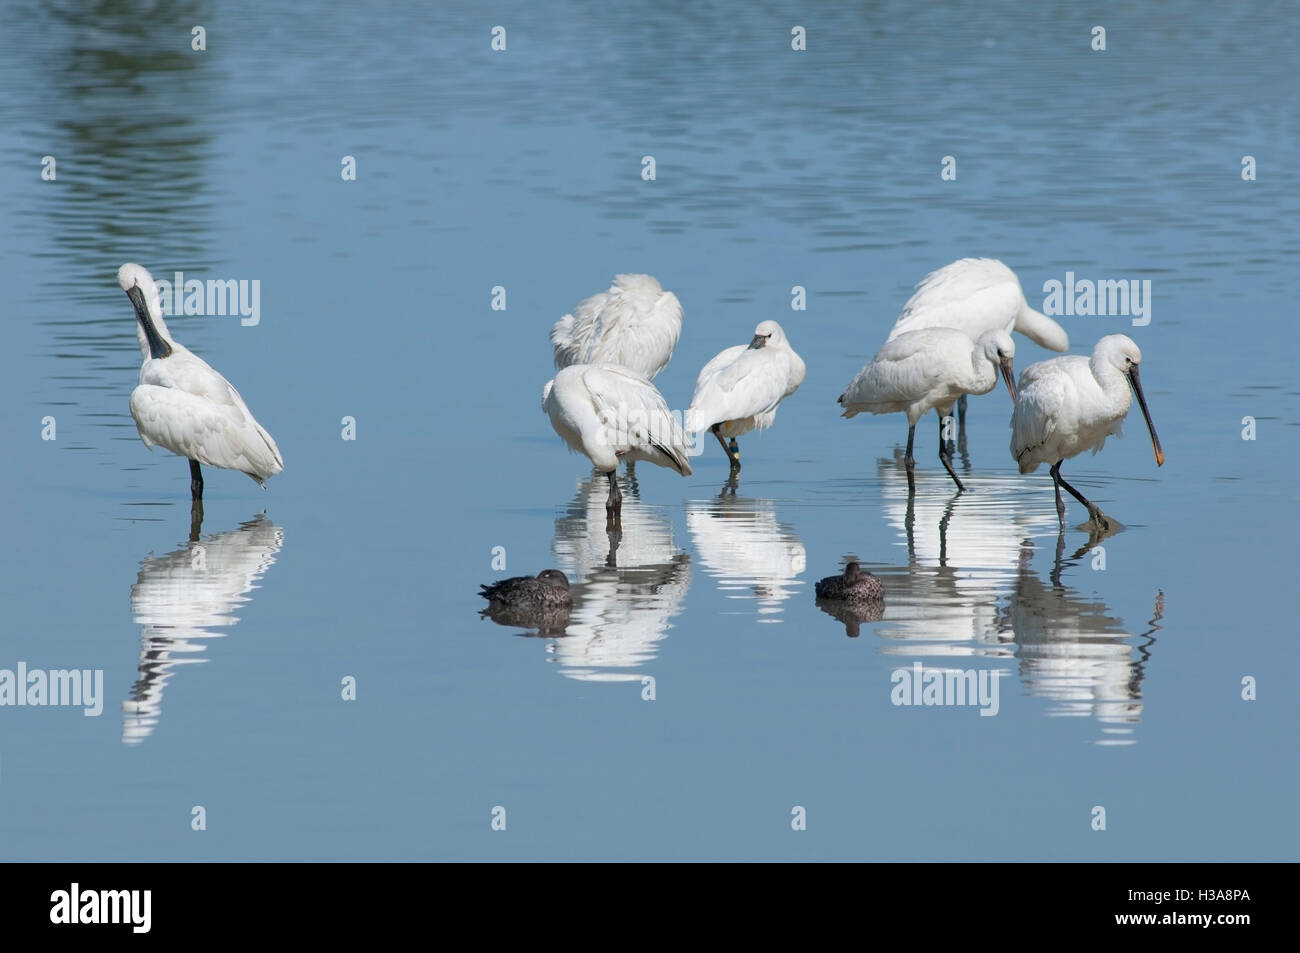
[1,1,1296,860]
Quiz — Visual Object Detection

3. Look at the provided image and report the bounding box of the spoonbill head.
[541,364,691,529]
[684,319,806,473]
[837,327,1016,492]
[1011,333,1163,529]
[550,274,683,380]
[119,263,283,506]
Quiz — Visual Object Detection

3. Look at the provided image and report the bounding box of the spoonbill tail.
[550,274,683,380]
[119,263,283,503]
[479,569,573,607]
[1010,334,1164,530]
[837,327,1017,492]
[684,320,806,472]
[542,364,692,529]
[814,561,884,603]
[887,258,1067,430]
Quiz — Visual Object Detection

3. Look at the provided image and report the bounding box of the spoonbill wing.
[579,365,691,475]
[131,384,284,484]
[889,259,1021,338]
[1009,374,1069,472]
[689,347,790,429]
[551,275,683,379]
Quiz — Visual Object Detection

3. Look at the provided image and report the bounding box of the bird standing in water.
[120,264,283,502]
[837,327,1017,492]
[685,320,806,473]
[1010,334,1164,531]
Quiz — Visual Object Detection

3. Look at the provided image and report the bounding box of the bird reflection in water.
[122,515,284,744]
[685,479,806,621]
[999,533,1164,744]
[544,473,691,681]
[862,457,1163,740]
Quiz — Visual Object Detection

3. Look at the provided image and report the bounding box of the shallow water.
[1,2,1296,860]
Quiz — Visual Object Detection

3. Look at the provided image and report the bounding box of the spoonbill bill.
[814,561,884,602]
[888,258,1067,430]
[479,569,573,607]
[119,263,283,503]
[684,320,806,472]
[550,274,683,380]
[1010,334,1164,530]
[542,364,692,529]
[837,327,1017,491]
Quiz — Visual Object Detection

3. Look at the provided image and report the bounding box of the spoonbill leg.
[904,423,917,495]
[938,411,965,492]
[956,394,968,454]
[189,500,204,543]
[189,460,204,501]
[604,469,622,529]
[1049,461,1108,529]
[710,425,740,471]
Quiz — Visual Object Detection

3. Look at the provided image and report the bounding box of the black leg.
[1050,460,1109,528]
[904,423,916,495]
[938,412,965,492]
[189,499,204,543]
[711,425,740,471]
[189,459,203,501]
[1050,464,1067,524]
[957,393,968,453]
[604,469,622,529]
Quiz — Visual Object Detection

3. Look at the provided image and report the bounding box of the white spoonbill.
[888,258,1067,429]
[1010,334,1164,530]
[119,263,283,502]
[684,320,806,472]
[550,274,683,380]
[542,364,692,528]
[837,327,1017,492]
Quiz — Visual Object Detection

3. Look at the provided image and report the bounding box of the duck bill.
[1128,365,1164,467]
[127,285,172,360]
[1000,359,1017,402]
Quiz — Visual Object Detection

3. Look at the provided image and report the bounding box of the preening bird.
[684,320,806,472]
[550,274,683,380]
[887,258,1067,429]
[1010,334,1164,530]
[119,264,283,504]
[837,327,1017,491]
[542,364,692,529]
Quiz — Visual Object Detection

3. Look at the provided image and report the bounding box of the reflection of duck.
[999,536,1163,744]
[685,485,805,621]
[122,515,284,745]
[545,476,691,681]
[816,598,886,638]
